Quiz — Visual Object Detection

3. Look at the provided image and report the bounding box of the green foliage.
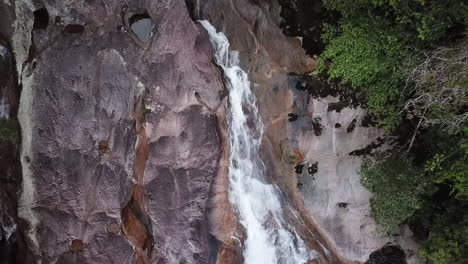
[320,2,468,262]
[418,201,468,264]
[318,18,409,128]
[425,128,468,200]
[360,153,427,232]
[319,0,468,130]
[323,0,468,42]
[0,118,17,142]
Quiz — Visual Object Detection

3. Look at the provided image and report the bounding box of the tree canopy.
[318,1,467,263]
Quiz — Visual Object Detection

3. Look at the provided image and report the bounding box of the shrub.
[360,153,427,232]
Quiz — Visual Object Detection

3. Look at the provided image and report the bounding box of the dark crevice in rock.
[346,119,357,133]
[311,117,323,136]
[307,161,318,176]
[121,191,154,261]
[288,113,298,122]
[327,101,348,113]
[334,123,341,128]
[349,138,385,157]
[206,232,219,264]
[25,43,35,65]
[33,8,49,30]
[64,24,85,34]
[278,0,339,56]
[184,0,206,21]
[292,73,366,108]
[294,164,304,174]
[366,245,407,264]
[361,114,379,127]
[184,0,197,21]
[337,203,348,208]
[0,34,31,264]
[121,91,154,263]
[98,140,110,157]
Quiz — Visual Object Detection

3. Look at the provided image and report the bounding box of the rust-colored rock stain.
[121,92,153,264]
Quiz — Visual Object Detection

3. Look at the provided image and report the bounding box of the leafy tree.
[318,18,409,129]
[418,201,468,264]
[319,0,468,130]
[360,153,427,232]
[319,1,468,263]
[425,128,468,200]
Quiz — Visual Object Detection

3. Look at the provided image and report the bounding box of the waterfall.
[200,21,315,264]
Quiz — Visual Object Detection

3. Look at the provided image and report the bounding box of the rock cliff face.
[1,0,420,263]
[291,77,421,264]
[3,0,225,263]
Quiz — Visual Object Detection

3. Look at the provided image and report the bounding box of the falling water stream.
[200,21,316,264]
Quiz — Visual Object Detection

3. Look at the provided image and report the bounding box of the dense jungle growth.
[317,1,468,263]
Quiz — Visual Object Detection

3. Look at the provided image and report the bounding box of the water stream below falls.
[200,21,317,264]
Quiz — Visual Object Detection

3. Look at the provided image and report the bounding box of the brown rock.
[70,239,83,252]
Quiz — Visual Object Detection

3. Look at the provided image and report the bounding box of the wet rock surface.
[189,0,421,263]
[188,0,345,263]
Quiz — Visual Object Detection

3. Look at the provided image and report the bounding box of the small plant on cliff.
[0,118,17,142]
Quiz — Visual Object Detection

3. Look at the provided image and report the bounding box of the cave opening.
[129,13,153,42]
[366,245,407,264]
[288,113,298,122]
[33,8,49,30]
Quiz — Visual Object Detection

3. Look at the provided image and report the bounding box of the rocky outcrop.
[291,76,421,264]
[4,0,225,263]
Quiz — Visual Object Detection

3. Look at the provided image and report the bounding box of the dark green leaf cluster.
[0,118,17,142]
[319,0,468,130]
[360,153,427,233]
[416,198,468,264]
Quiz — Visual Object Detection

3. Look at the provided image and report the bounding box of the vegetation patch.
[316,1,467,262]
[360,153,427,233]
[0,118,17,142]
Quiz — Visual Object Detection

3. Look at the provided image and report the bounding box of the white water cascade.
[200,21,316,264]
